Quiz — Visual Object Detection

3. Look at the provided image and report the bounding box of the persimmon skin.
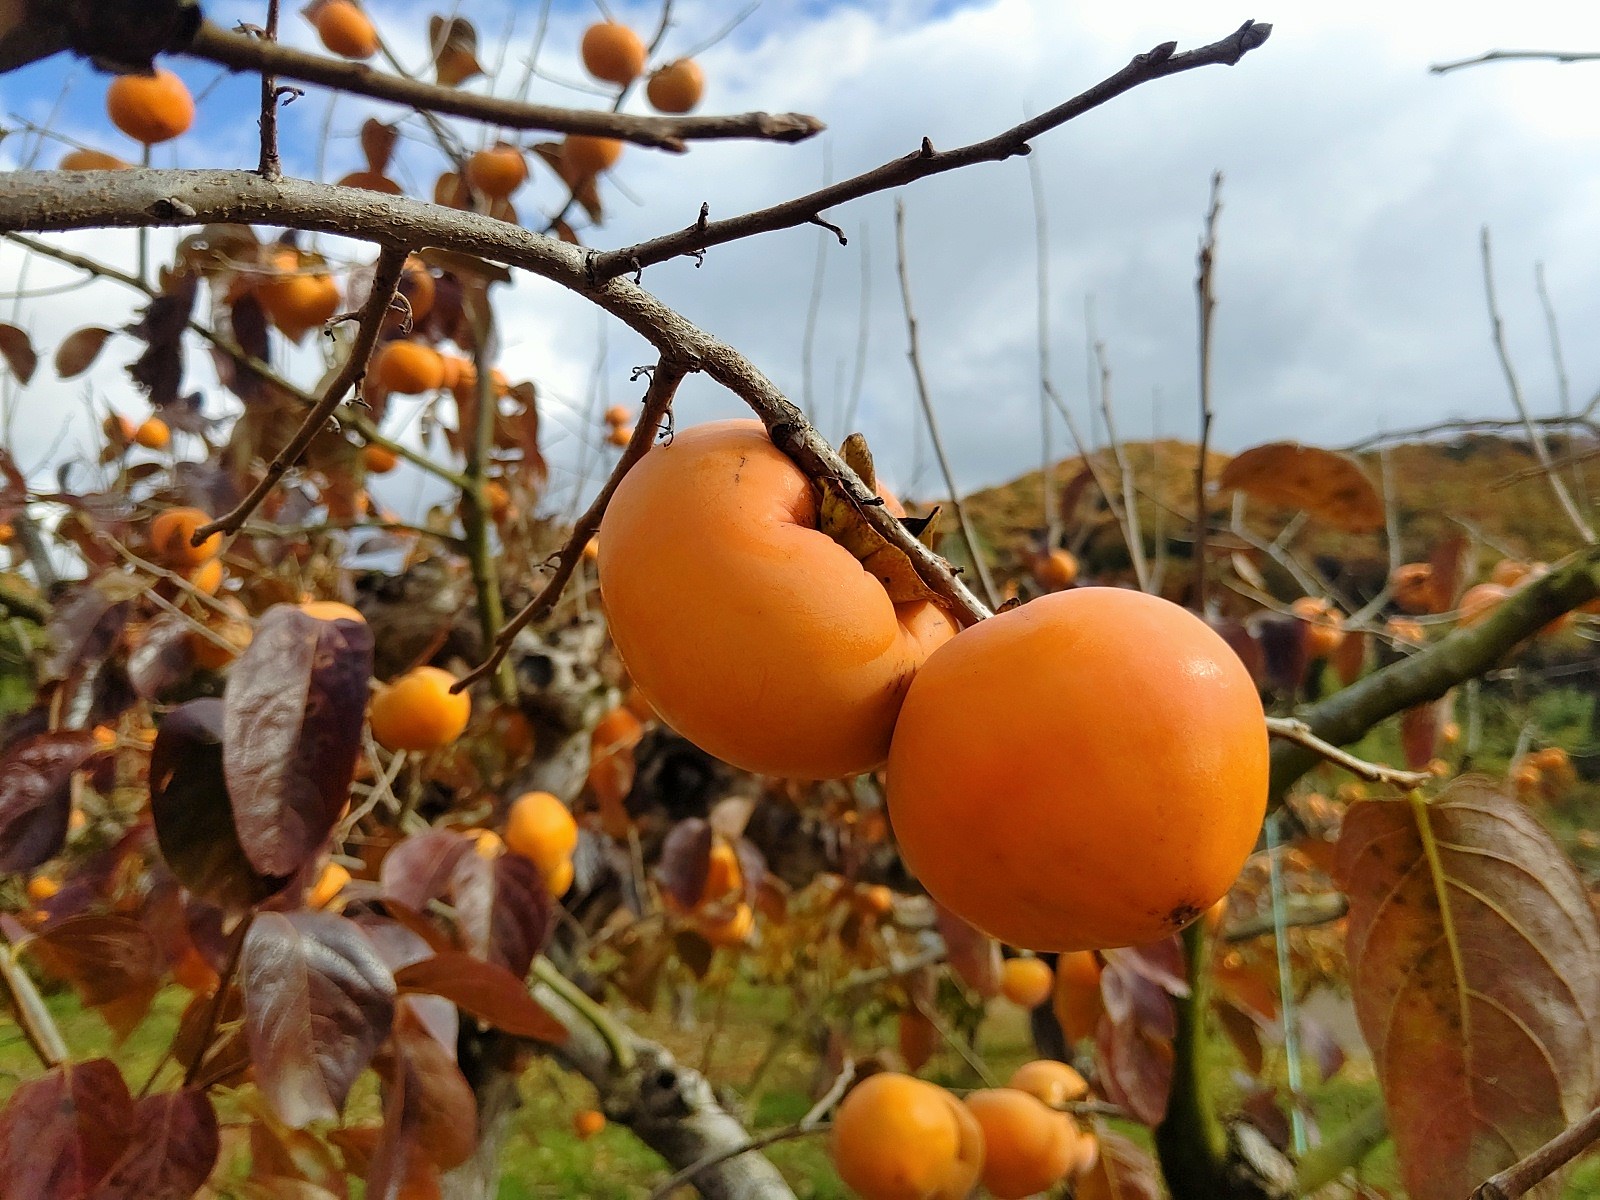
[106,68,194,144]
[597,419,957,779]
[964,1088,1080,1200]
[831,1073,984,1200]
[887,588,1268,951]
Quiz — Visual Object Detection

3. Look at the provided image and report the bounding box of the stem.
[1154,921,1230,1199]
[257,0,282,179]
[532,956,634,1071]
[183,912,254,1088]
[0,945,68,1068]
[458,324,517,704]
[1194,171,1221,611]
[1294,1101,1389,1192]
[1472,1104,1600,1200]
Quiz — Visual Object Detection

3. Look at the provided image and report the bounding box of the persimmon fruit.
[887,588,1267,951]
[562,135,623,179]
[308,862,351,909]
[597,419,957,779]
[1008,1059,1088,1107]
[134,418,170,450]
[314,0,379,59]
[646,59,705,113]
[606,424,633,448]
[573,1109,606,1140]
[603,404,631,427]
[963,1088,1079,1200]
[830,1072,984,1200]
[301,600,365,623]
[466,143,528,200]
[61,148,129,170]
[149,507,220,568]
[999,957,1053,1008]
[1458,582,1508,627]
[1032,549,1078,591]
[1389,562,1436,614]
[257,264,340,343]
[1053,951,1103,1041]
[504,791,578,877]
[373,340,446,394]
[363,444,398,474]
[106,68,194,144]
[369,666,471,752]
[580,21,647,85]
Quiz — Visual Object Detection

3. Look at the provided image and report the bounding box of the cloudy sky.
[3,0,1600,516]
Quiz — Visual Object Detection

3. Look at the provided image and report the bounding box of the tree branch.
[587,20,1271,280]
[183,21,822,151]
[1263,716,1433,789]
[1431,49,1600,75]
[1193,170,1222,611]
[1471,1104,1600,1200]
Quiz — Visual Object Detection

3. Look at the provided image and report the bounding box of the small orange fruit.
[258,265,340,343]
[482,480,511,522]
[60,148,130,170]
[313,0,379,59]
[308,861,351,908]
[546,857,575,898]
[999,957,1054,1009]
[1008,1059,1089,1107]
[580,22,647,86]
[1291,596,1346,658]
[964,1089,1079,1200]
[699,839,742,906]
[368,666,471,752]
[1052,951,1103,1042]
[888,589,1267,950]
[603,404,631,427]
[1458,583,1509,628]
[373,340,446,394]
[561,135,623,180]
[471,829,504,860]
[149,507,220,568]
[696,901,754,947]
[190,610,252,670]
[133,417,170,450]
[300,600,365,623]
[466,143,528,200]
[646,58,705,113]
[1490,559,1538,588]
[1385,616,1425,646]
[573,1109,606,1140]
[395,256,435,325]
[106,68,194,144]
[831,1072,984,1200]
[1389,562,1436,614]
[26,876,59,903]
[1032,549,1078,591]
[363,444,399,474]
[607,424,633,448]
[854,883,895,919]
[504,791,579,877]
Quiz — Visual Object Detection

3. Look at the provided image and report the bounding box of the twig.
[182,21,823,150]
[1431,49,1600,75]
[1093,337,1150,591]
[1480,227,1594,544]
[191,245,409,544]
[1471,1104,1600,1199]
[589,21,1273,280]
[893,199,999,608]
[1534,262,1590,510]
[460,322,517,704]
[1194,171,1222,611]
[256,0,282,179]
[1264,717,1433,788]
[0,943,68,1068]
[456,359,690,692]
[1342,411,1600,453]
[1223,892,1349,943]
[1027,149,1058,546]
[182,912,254,1087]
[840,224,871,440]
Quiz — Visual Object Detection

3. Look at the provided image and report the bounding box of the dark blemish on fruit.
[1167,901,1202,929]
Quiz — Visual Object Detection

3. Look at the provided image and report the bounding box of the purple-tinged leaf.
[449,850,551,979]
[395,951,566,1042]
[934,901,1001,998]
[0,730,99,871]
[378,829,472,914]
[127,615,195,699]
[86,1089,219,1200]
[657,818,712,912]
[23,914,162,1040]
[0,1059,134,1198]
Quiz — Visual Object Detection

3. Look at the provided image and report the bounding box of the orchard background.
[0,2,1597,1199]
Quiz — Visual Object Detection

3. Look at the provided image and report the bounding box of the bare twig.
[182,21,823,150]
[456,359,691,692]
[1194,171,1222,610]
[893,200,999,608]
[1094,338,1150,591]
[589,21,1272,280]
[191,245,409,543]
[1431,48,1600,75]
[0,942,68,1068]
[1342,412,1600,453]
[1480,227,1594,544]
[1027,149,1057,546]
[1264,717,1432,788]
[1223,892,1349,943]
[1534,262,1591,510]
[1471,1105,1600,1200]
[182,912,254,1087]
[256,0,283,179]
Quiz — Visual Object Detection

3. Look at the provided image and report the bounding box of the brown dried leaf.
[427,17,483,86]
[0,322,36,385]
[1218,442,1384,532]
[1338,779,1600,1200]
[817,482,939,604]
[1075,1123,1162,1200]
[55,327,113,379]
[360,118,398,174]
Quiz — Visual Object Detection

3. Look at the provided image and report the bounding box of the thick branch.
[588,20,1271,280]
[1472,1104,1600,1200]
[1269,545,1600,798]
[191,244,409,543]
[184,21,822,151]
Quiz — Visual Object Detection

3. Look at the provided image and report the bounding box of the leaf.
[127,614,196,699]
[383,1007,477,1172]
[126,274,197,408]
[1428,534,1470,613]
[933,902,1001,998]
[1219,442,1384,532]
[394,951,566,1042]
[427,16,483,86]
[0,730,100,872]
[658,818,712,911]
[0,322,36,384]
[151,699,291,912]
[817,474,941,605]
[0,1059,135,1198]
[1399,701,1442,771]
[1332,627,1367,686]
[1338,778,1600,1200]
[1254,612,1309,695]
[1075,1124,1163,1200]
[360,118,399,174]
[1096,947,1178,1126]
[224,605,373,876]
[23,914,162,1040]
[1209,616,1265,686]
[55,327,113,378]
[41,586,128,683]
[86,1089,219,1200]
[449,851,551,978]
[241,911,397,1128]
[378,829,473,914]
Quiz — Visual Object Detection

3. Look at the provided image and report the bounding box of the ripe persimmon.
[363,444,398,474]
[185,557,224,595]
[504,791,578,877]
[606,424,633,448]
[106,68,194,144]
[369,666,471,752]
[26,876,59,903]
[308,862,351,908]
[561,134,623,180]
[999,957,1053,1009]
[1490,559,1538,588]
[700,839,742,905]
[580,22,647,85]
[598,420,958,779]
[190,605,252,670]
[1385,616,1425,646]
[1458,582,1508,627]
[1389,562,1436,614]
[258,263,340,343]
[134,417,170,450]
[573,1109,606,1140]
[300,600,365,623]
[695,901,753,947]
[889,589,1267,950]
[855,883,895,918]
[546,857,575,898]
[646,59,704,113]
[149,507,220,568]
[397,256,435,324]
[1032,549,1078,591]
[1008,1059,1088,1107]
[60,148,129,170]
[1055,952,1105,1042]
[1291,596,1345,658]
[832,1073,983,1200]
[603,404,631,427]
[313,0,378,59]
[963,1088,1079,1200]
[466,143,528,200]
[373,340,446,394]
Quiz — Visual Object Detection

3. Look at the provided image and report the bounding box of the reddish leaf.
[449,851,551,978]
[151,699,291,912]
[126,274,197,407]
[1332,627,1367,685]
[1427,534,1469,613]
[361,919,458,1052]
[1399,701,1442,771]
[0,729,99,871]
[0,322,37,384]
[241,911,397,1127]
[395,951,566,1043]
[23,914,162,1039]
[657,818,712,911]
[55,326,113,378]
[1096,950,1177,1125]
[378,829,472,914]
[1339,779,1600,1200]
[224,605,373,876]
[1075,1124,1162,1200]
[0,1059,134,1197]
[86,1089,219,1200]
[934,901,1001,998]
[41,587,128,683]
[1215,999,1264,1074]
[385,1009,477,1172]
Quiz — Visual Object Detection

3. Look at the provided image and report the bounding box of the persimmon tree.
[0,4,1596,1200]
